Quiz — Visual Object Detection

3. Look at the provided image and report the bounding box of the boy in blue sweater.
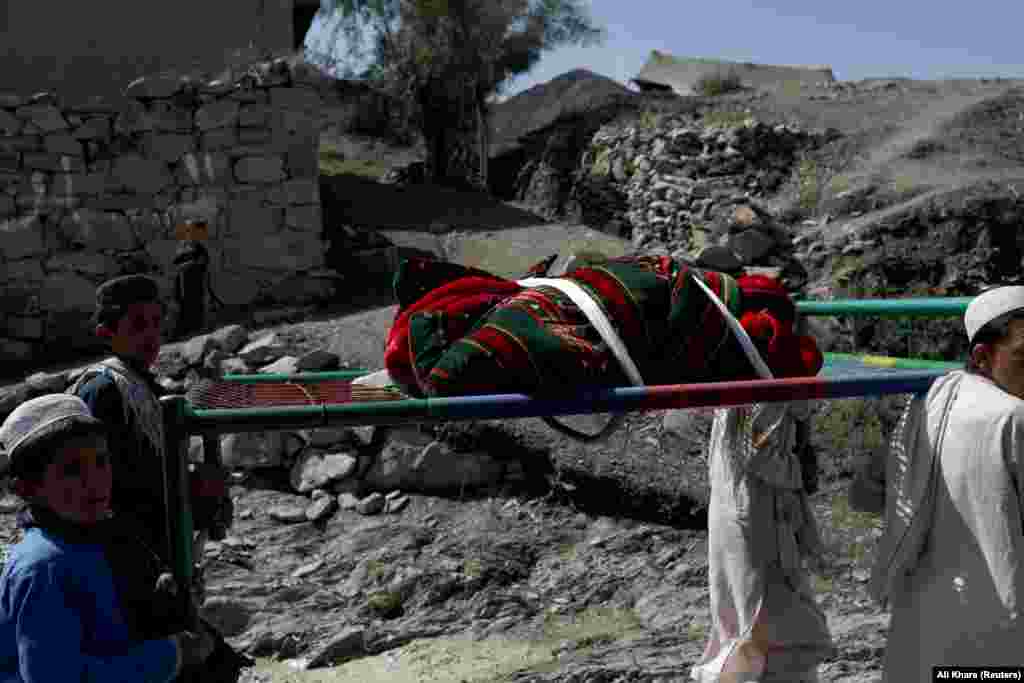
[0,394,214,683]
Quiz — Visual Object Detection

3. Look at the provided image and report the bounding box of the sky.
[304,0,1024,97]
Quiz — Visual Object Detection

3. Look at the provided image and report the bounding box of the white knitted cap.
[965,286,1024,344]
[0,394,105,476]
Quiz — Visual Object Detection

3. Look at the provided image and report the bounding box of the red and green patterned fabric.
[384,256,820,398]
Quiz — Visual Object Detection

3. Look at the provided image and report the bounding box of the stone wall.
[569,115,839,287]
[0,58,332,367]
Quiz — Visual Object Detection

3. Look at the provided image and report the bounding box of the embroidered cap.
[964,286,1024,344]
[0,395,108,477]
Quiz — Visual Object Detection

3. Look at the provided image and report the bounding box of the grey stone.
[238,104,271,127]
[290,452,358,493]
[236,333,286,365]
[258,355,299,375]
[267,503,308,524]
[208,324,249,354]
[386,495,410,514]
[124,75,186,99]
[22,152,84,172]
[0,195,13,216]
[218,357,250,375]
[182,334,216,366]
[356,492,385,516]
[0,136,42,152]
[144,133,195,163]
[220,431,286,469]
[0,110,23,135]
[228,201,278,236]
[295,349,339,372]
[114,100,155,134]
[337,492,360,510]
[43,134,83,156]
[178,151,231,185]
[305,496,338,523]
[51,172,107,196]
[361,437,504,493]
[39,273,95,312]
[17,105,68,132]
[113,155,172,193]
[201,128,237,150]
[285,205,321,233]
[196,99,240,130]
[16,194,82,213]
[234,156,285,184]
[72,117,111,140]
[84,194,167,211]
[60,209,137,251]
[291,558,326,579]
[44,250,114,276]
[0,214,46,260]
[238,127,271,145]
[304,627,366,670]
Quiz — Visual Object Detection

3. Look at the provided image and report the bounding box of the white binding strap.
[515,277,645,387]
[689,275,774,380]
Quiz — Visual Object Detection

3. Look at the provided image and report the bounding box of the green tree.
[319,0,604,187]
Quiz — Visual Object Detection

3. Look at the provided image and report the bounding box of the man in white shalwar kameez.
[850,286,1024,682]
[691,401,835,683]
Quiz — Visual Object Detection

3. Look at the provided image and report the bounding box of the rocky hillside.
[487,74,1024,360]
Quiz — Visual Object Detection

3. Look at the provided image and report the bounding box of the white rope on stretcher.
[516,277,643,442]
[516,278,646,386]
[516,274,774,442]
[688,275,774,381]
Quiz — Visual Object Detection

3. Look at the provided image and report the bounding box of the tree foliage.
[317,0,604,186]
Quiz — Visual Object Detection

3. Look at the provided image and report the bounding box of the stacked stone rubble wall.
[571,115,836,269]
[0,58,333,366]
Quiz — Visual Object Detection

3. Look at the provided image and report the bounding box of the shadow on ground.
[320,174,549,232]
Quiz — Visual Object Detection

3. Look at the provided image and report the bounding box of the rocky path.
[181,474,887,683]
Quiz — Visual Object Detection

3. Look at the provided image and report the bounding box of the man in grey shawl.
[850,286,1024,681]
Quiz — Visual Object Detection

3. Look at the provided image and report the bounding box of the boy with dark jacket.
[67,274,231,595]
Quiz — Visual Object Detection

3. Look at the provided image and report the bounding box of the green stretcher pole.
[795,297,973,318]
[160,395,196,621]
[823,352,963,371]
[220,370,372,383]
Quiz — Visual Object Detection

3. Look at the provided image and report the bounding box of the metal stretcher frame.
[159,296,972,590]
